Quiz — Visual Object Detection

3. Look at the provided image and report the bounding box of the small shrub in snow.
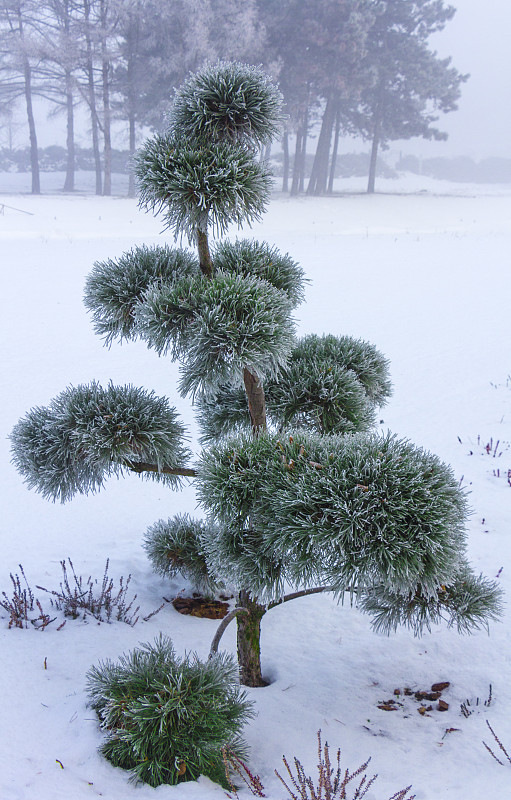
[0,566,54,629]
[37,558,140,624]
[86,635,253,787]
[274,730,415,800]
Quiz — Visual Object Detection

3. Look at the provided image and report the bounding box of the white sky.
[423,0,511,158]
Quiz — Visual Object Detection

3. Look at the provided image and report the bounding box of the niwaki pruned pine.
[10,61,502,786]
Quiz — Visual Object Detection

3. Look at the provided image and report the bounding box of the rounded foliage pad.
[143,514,221,595]
[269,358,375,435]
[86,635,253,788]
[168,61,283,146]
[84,245,199,345]
[291,334,392,406]
[213,238,306,308]
[134,134,272,242]
[137,272,295,396]
[197,431,469,601]
[10,382,190,502]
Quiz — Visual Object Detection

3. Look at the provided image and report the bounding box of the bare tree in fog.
[0,0,44,192]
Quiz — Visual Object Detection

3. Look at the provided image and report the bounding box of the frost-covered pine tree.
[11,62,502,687]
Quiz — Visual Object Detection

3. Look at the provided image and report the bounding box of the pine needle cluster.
[86,635,253,788]
[143,514,221,596]
[194,429,502,632]
[195,333,391,443]
[167,61,283,147]
[10,382,189,501]
[84,245,199,345]
[134,134,272,241]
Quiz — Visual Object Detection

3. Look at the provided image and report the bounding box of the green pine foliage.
[288,334,392,407]
[195,384,251,445]
[10,383,190,501]
[137,271,295,396]
[86,635,253,788]
[359,565,503,636]
[143,514,220,595]
[134,134,272,241]
[268,358,376,434]
[83,245,199,345]
[167,61,283,147]
[194,333,391,441]
[213,239,306,307]
[195,429,492,630]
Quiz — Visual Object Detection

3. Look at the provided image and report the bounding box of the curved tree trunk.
[195,223,268,688]
[17,7,40,195]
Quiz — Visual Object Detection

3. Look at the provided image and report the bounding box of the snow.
[1,172,510,799]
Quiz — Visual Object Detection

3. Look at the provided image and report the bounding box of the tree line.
[0,0,467,196]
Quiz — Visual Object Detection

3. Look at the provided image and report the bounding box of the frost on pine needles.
[11,383,190,501]
[167,61,284,147]
[11,59,502,701]
[86,635,253,788]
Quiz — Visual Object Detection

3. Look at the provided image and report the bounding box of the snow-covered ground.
[1,172,510,799]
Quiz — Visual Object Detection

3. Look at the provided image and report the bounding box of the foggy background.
[1,0,510,185]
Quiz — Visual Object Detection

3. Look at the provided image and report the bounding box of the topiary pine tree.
[11,62,502,688]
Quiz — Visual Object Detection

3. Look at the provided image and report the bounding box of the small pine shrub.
[86,635,254,787]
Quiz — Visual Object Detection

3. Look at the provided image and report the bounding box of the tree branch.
[267,586,335,610]
[209,607,248,658]
[123,460,197,478]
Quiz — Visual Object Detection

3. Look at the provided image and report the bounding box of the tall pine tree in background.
[11,62,501,687]
[356,0,468,193]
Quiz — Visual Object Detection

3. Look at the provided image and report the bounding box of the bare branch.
[209,607,249,658]
[123,461,197,478]
[267,586,335,610]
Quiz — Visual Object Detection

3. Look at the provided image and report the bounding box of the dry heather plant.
[223,730,415,800]
[483,721,511,767]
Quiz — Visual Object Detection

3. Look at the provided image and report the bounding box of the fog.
[411,0,511,159]
[3,0,511,164]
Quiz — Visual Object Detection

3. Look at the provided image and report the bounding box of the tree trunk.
[281,130,289,193]
[84,0,102,195]
[290,126,302,196]
[99,0,112,196]
[63,71,75,192]
[197,228,213,277]
[243,367,267,435]
[307,93,336,196]
[367,81,385,194]
[327,105,341,194]
[128,108,136,197]
[299,113,308,194]
[23,57,40,195]
[101,57,112,194]
[236,590,267,687]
